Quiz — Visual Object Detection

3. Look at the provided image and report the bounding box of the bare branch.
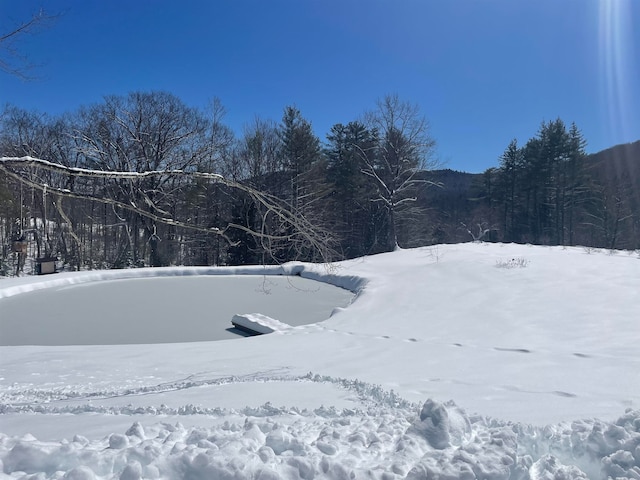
[0,9,61,79]
[0,156,338,264]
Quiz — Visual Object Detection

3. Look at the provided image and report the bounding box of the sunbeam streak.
[598,0,635,142]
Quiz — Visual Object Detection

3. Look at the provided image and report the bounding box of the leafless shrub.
[495,257,529,269]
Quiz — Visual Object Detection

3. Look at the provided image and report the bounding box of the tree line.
[1,92,637,276]
[479,120,638,249]
[0,92,437,274]
[417,121,638,250]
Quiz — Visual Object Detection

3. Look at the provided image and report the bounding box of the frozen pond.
[0,275,354,346]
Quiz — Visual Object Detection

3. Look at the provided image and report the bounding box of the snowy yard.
[0,243,639,479]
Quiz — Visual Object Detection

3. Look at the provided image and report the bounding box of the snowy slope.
[0,243,639,479]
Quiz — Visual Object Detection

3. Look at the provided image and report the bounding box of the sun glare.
[598,0,635,143]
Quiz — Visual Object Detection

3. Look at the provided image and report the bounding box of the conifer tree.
[325,121,378,257]
[278,106,323,213]
[496,139,523,241]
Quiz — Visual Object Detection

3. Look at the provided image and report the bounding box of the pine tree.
[325,121,378,257]
[496,139,523,241]
[564,123,588,245]
[278,106,323,213]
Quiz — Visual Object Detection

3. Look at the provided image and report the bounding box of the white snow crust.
[1,243,639,479]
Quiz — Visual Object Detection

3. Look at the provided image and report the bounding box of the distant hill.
[419,140,640,247]
[423,168,480,193]
[586,140,640,167]
[425,140,640,189]
[585,140,640,200]
[585,140,640,242]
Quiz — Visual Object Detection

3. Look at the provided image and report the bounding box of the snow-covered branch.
[0,156,224,181]
[0,156,338,265]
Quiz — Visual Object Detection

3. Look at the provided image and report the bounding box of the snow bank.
[1,399,638,479]
[0,261,367,302]
[0,264,310,300]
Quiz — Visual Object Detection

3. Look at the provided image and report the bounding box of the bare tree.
[0,156,338,268]
[236,117,282,181]
[362,94,438,250]
[204,97,236,175]
[0,9,60,79]
[72,92,211,265]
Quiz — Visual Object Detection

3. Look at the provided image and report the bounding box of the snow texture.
[1,398,639,479]
[1,243,639,479]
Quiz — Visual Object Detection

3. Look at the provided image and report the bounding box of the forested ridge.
[422,138,640,249]
[1,92,638,276]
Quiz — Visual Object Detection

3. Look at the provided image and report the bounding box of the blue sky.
[1,0,638,173]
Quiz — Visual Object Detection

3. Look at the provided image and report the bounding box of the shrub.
[495,257,529,269]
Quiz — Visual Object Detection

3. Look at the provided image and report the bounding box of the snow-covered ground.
[0,243,639,479]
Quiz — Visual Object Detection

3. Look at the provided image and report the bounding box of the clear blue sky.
[1,0,638,173]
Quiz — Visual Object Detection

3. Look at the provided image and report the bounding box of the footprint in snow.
[552,390,577,398]
[494,347,531,354]
[500,385,577,398]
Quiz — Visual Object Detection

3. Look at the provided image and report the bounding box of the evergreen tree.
[276,106,331,261]
[494,119,593,246]
[563,122,588,245]
[496,139,523,241]
[325,121,378,257]
[278,106,322,210]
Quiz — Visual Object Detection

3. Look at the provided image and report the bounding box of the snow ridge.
[1,399,638,479]
[2,373,639,479]
[0,262,366,305]
[0,372,414,413]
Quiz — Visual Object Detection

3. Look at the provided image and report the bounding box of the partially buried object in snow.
[231,313,291,336]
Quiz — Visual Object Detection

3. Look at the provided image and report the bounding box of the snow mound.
[1,401,638,479]
[232,313,291,334]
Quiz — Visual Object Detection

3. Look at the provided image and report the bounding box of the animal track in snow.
[494,347,532,354]
[552,390,577,398]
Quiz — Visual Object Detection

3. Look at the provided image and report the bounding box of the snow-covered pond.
[0,275,354,346]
